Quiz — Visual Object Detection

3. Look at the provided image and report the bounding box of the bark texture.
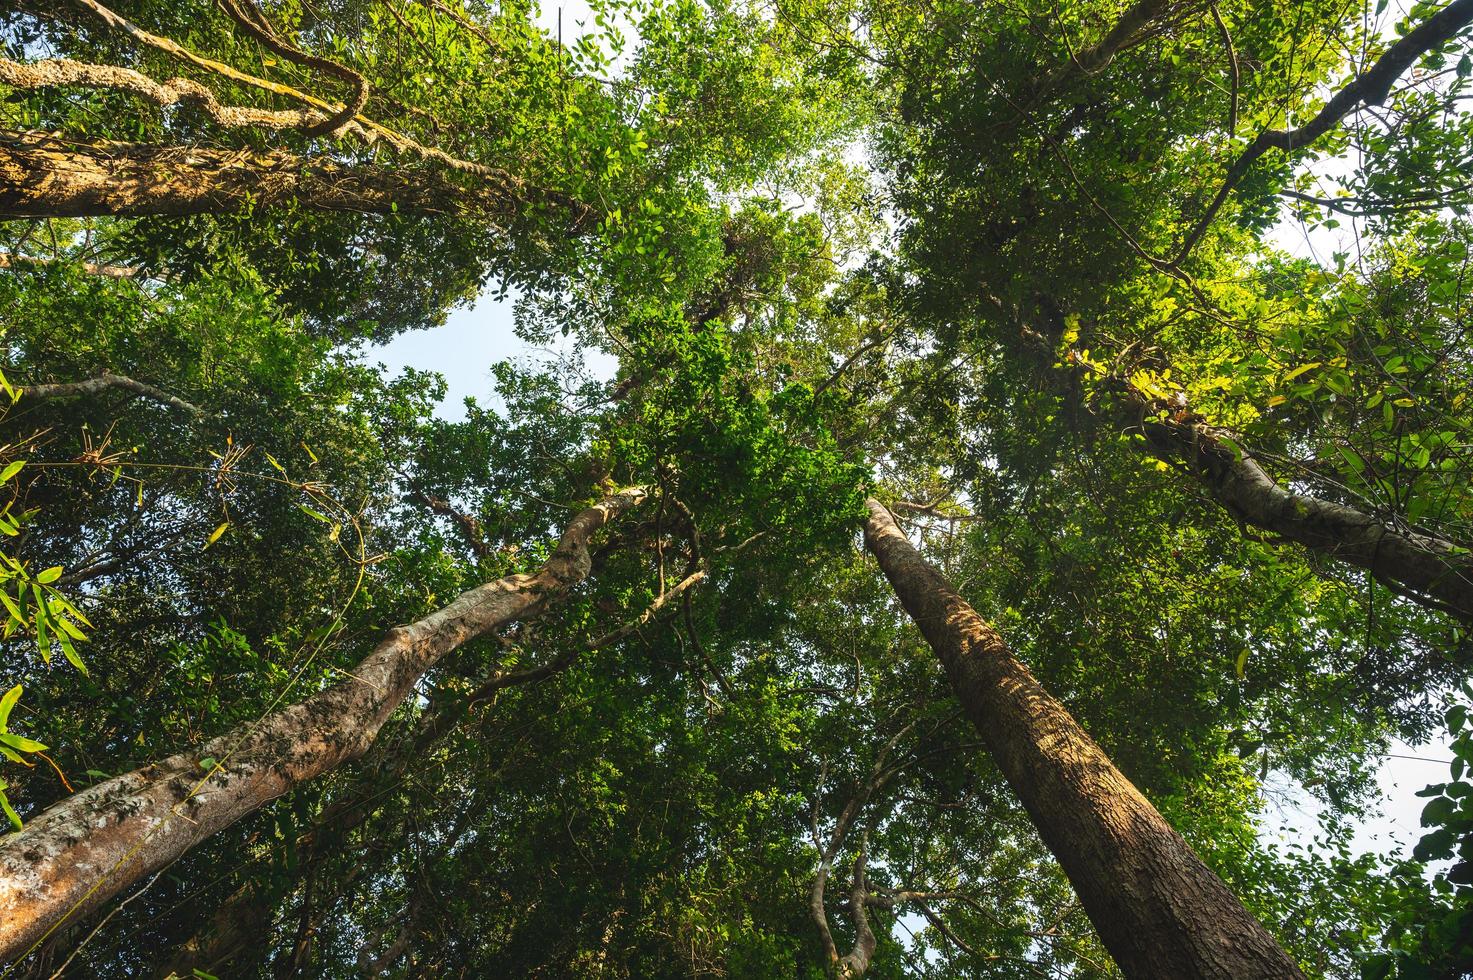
[0,132,590,224]
[863,497,1304,979]
[1131,403,1473,621]
[23,371,202,416]
[0,487,645,965]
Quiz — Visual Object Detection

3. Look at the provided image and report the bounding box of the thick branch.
[0,133,590,225]
[0,487,645,963]
[1073,0,1172,73]
[23,371,203,416]
[0,57,319,131]
[1127,397,1473,621]
[159,563,700,975]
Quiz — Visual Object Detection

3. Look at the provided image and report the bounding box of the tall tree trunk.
[0,488,645,965]
[0,132,590,224]
[862,498,1303,979]
[1128,400,1473,621]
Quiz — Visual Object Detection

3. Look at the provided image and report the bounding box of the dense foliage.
[2,0,1472,976]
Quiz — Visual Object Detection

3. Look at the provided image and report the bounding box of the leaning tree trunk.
[863,498,1303,979]
[1126,397,1473,621]
[0,488,645,965]
[0,131,589,224]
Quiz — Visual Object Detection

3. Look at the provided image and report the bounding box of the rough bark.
[0,132,590,224]
[155,563,704,975]
[863,497,1304,980]
[0,252,142,279]
[23,371,203,416]
[1129,400,1473,621]
[0,487,645,965]
[0,58,320,132]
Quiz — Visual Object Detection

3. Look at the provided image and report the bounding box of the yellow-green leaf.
[1282,362,1321,382]
[0,732,46,753]
[0,685,20,730]
[0,784,22,832]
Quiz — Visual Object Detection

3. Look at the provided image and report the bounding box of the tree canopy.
[1,0,1473,977]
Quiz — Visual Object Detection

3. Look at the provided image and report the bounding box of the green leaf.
[0,461,24,483]
[0,785,21,832]
[0,685,19,731]
[205,522,229,548]
[52,613,85,642]
[0,732,47,754]
[1422,795,1457,827]
[1282,362,1320,382]
[0,590,23,625]
[57,631,86,675]
[34,567,61,585]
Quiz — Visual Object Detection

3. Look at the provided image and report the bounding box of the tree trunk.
[0,132,590,224]
[863,497,1303,979]
[0,488,644,966]
[1130,404,1473,621]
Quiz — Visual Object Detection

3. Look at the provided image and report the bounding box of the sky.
[367,291,616,420]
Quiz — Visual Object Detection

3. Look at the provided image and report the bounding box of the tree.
[3,0,1472,977]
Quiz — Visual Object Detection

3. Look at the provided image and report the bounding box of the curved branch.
[1174,0,1473,264]
[22,371,203,416]
[0,57,318,131]
[64,0,527,181]
[215,0,369,137]
[410,492,493,560]
[1125,393,1473,621]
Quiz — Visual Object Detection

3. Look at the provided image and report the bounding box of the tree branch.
[22,370,203,416]
[1173,0,1473,265]
[0,132,590,225]
[0,57,319,131]
[0,487,647,961]
[0,249,141,279]
[1116,382,1473,620]
[215,0,369,137]
[409,492,493,560]
[61,0,538,182]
